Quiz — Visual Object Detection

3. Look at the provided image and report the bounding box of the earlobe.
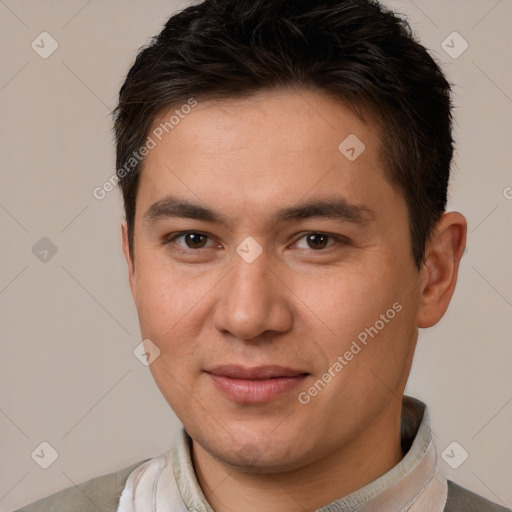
[416,212,467,328]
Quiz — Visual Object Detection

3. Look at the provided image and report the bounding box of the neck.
[191,402,404,512]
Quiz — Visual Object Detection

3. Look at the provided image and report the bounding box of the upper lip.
[206,365,309,379]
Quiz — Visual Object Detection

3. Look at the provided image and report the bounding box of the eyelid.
[162,231,219,251]
[291,232,348,251]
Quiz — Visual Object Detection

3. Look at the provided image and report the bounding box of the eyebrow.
[143,195,374,227]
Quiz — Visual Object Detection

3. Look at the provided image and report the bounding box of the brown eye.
[305,233,330,250]
[164,232,215,250]
[292,232,346,252]
[181,232,209,249]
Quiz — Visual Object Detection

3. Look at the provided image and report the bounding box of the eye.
[163,231,216,250]
[293,232,342,251]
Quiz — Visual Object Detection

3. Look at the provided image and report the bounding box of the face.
[122,88,425,472]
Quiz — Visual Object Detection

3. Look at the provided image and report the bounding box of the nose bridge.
[213,248,292,340]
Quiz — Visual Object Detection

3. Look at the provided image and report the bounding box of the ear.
[416,212,467,328]
[121,221,137,301]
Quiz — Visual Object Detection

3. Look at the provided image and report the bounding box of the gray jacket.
[13,462,510,512]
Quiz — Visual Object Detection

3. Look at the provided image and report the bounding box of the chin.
[212,445,307,474]
[190,421,312,473]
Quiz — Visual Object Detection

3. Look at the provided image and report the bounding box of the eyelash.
[161,231,348,254]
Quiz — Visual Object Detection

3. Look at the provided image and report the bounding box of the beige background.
[0,0,511,510]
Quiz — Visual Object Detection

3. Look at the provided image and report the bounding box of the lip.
[206,365,309,403]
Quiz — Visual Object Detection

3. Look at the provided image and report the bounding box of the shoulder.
[12,458,151,512]
[444,480,511,512]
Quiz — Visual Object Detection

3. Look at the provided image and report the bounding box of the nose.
[212,250,293,341]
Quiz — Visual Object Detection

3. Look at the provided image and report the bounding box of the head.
[115,0,466,472]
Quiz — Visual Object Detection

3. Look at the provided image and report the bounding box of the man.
[15,0,509,511]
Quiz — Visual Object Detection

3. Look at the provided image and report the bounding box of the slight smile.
[206,365,310,403]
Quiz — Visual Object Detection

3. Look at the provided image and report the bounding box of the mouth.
[205,365,310,403]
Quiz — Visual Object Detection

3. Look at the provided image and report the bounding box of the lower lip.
[208,374,308,403]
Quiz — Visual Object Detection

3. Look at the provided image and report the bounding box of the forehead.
[149,88,381,165]
[136,88,399,226]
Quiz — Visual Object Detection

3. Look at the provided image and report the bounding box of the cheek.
[133,261,207,352]
[298,259,417,384]
[135,269,207,406]
[301,264,401,337]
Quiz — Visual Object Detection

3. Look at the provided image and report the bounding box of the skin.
[121,88,466,511]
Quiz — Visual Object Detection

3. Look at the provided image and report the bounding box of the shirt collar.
[172,395,446,511]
